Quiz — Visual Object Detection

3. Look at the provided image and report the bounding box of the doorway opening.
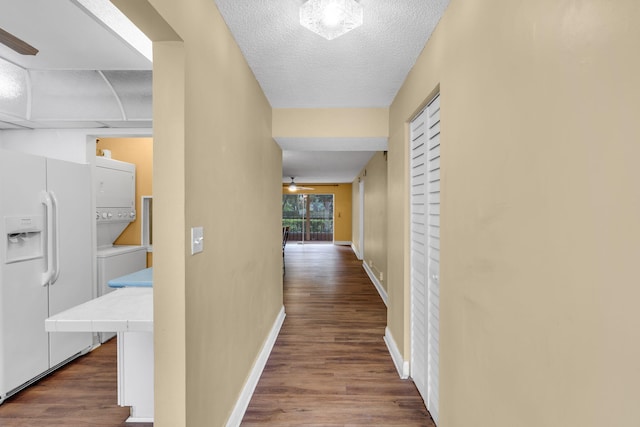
[282,193,334,243]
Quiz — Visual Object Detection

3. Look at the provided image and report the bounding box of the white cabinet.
[46,287,154,422]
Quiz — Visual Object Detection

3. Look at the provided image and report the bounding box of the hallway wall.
[354,152,388,292]
[115,1,283,426]
[387,1,640,426]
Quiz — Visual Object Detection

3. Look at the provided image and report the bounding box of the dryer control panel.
[96,208,136,222]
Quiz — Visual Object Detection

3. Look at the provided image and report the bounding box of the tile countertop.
[45,287,152,333]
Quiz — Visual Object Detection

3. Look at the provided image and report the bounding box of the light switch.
[191,226,204,255]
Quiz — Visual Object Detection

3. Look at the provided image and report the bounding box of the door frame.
[358,179,365,260]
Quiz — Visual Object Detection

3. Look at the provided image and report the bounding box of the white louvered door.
[410,93,440,424]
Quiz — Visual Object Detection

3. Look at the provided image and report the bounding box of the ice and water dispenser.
[5,216,43,264]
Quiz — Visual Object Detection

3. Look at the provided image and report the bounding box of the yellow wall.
[388,1,640,426]
[115,1,283,426]
[354,152,388,290]
[96,137,153,266]
[282,183,352,243]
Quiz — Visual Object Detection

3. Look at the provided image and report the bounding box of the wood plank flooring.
[0,243,432,426]
[0,339,152,427]
[242,243,435,426]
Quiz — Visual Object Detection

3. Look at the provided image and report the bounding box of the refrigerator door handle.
[50,191,61,285]
[41,191,54,286]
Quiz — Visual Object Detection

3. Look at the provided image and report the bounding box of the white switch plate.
[191,226,204,255]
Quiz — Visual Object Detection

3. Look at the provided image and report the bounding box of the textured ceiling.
[214,0,449,183]
[214,0,449,108]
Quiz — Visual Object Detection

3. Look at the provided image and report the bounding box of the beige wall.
[351,179,361,257]
[273,108,388,138]
[354,152,388,291]
[387,14,443,378]
[119,0,640,425]
[116,0,283,425]
[388,0,640,426]
[152,39,187,427]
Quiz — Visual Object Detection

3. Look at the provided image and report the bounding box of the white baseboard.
[351,243,361,260]
[384,327,409,379]
[334,241,351,246]
[362,261,388,306]
[126,416,154,423]
[225,306,286,427]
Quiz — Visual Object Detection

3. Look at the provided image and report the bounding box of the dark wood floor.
[242,243,434,426]
[0,339,152,427]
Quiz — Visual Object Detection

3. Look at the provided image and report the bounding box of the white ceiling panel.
[102,70,153,119]
[30,70,123,120]
[0,0,151,70]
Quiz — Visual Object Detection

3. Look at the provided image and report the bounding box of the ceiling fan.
[283,177,314,192]
[0,27,38,55]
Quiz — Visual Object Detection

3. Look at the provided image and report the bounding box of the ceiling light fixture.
[300,0,363,41]
[288,178,298,192]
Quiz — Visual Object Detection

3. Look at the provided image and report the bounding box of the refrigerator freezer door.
[0,150,49,395]
[46,159,94,367]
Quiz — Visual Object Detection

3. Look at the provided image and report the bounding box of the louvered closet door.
[410,93,440,424]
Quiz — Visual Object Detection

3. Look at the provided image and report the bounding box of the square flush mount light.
[300,0,363,40]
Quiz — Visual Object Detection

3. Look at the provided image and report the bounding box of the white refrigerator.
[0,149,93,402]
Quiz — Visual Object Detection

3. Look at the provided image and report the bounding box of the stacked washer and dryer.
[95,157,147,342]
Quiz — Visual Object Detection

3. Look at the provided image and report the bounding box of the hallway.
[242,243,434,426]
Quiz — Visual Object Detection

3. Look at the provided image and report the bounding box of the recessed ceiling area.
[277,136,388,183]
[283,150,377,184]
